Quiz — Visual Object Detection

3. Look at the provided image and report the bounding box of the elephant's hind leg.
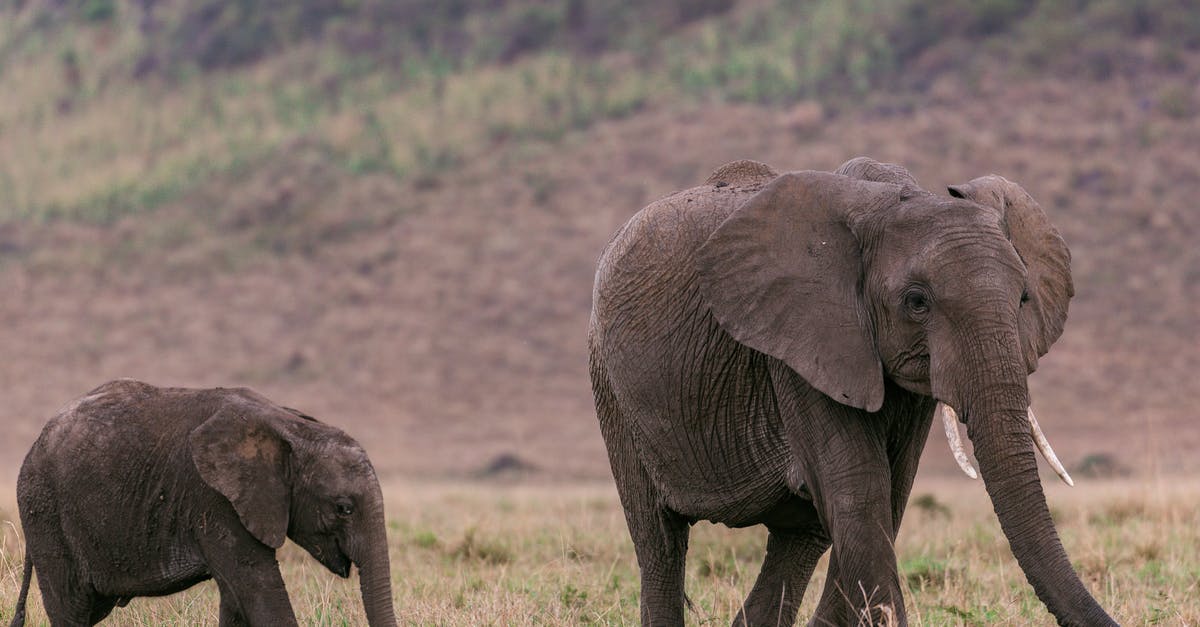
[33,562,105,627]
[625,493,691,626]
[602,426,691,625]
[25,534,101,625]
[734,524,829,627]
[594,378,690,623]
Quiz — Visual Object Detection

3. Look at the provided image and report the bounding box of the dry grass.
[2,477,1197,625]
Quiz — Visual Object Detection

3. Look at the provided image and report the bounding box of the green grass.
[2,478,1198,625]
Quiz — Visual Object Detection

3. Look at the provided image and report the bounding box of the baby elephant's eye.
[336,502,354,517]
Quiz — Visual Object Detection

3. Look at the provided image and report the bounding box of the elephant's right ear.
[190,409,291,549]
[696,171,897,412]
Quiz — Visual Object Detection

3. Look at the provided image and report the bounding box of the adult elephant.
[10,379,397,627]
[588,157,1115,626]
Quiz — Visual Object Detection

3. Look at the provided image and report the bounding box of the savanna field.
[3,479,1199,625]
[2,0,1200,624]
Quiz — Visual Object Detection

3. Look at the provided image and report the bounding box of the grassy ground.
[1,477,1197,625]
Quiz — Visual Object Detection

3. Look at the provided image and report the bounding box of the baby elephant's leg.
[203,534,300,627]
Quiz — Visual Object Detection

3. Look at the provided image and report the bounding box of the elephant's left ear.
[190,408,291,549]
[948,175,1074,372]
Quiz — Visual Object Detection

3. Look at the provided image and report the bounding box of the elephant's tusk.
[937,403,978,480]
[1028,407,1074,487]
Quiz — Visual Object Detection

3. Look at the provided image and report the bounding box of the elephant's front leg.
[817,492,904,625]
[808,396,934,626]
[885,393,938,536]
[217,589,250,627]
[809,539,905,626]
[810,391,935,626]
[202,532,299,627]
[212,561,298,627]
[770,363,906,625]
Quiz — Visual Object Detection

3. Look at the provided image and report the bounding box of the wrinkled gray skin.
[10,380,397,627]
[589,157,1116,626]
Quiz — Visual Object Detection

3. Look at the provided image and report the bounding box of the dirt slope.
[2,57,1197,483]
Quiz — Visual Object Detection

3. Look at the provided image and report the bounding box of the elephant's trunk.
[351,499,398,627]
[970,411,1115,625]
[958,332,1116,626]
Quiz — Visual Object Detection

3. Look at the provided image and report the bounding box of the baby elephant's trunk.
[358,555,397,626]
[8,552,32,627]
[353,502,398,627]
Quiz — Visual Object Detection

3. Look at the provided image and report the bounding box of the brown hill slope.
[2,60,1197,482]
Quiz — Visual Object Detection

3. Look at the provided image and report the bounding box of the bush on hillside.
[142,0,735,75]
[8,0,1198,91]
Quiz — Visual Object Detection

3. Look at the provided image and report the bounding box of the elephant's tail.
[8,551,32,627]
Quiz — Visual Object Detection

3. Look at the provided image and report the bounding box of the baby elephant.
[10,379,397,626]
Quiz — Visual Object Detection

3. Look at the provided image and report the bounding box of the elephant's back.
[591,184,754,389]
[32,380,208,453]
[593,183,753,324]
[592,160,779,310]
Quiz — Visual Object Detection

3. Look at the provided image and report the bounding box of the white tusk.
[938,403,978,480]
[1028,407,1074,487]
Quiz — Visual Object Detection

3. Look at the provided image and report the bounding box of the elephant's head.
[189,403,398,627]
[696,158,1112,625]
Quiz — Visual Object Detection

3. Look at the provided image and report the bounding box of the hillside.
[0,0,1198,482]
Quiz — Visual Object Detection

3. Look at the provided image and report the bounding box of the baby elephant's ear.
[190,408,291,549]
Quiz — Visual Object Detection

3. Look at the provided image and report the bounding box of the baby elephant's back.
[18,380,294,517]
[31,380,219,465]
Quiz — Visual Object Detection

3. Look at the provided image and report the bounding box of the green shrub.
[499,5,564,62]
[80,0,115,22]
[902,555,953,589]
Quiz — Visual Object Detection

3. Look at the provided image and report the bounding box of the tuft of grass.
[411,529,439,550]
[447,526,512,565]
[558,583,588,608]
[1158,85,1196,120]
[909,492,952,518]
[1088,498,1145,527]
[901,555,954,590]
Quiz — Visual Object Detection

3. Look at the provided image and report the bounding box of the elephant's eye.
[1020,289,1030,306]
[336,502,354,517]
[904,289,930,316]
